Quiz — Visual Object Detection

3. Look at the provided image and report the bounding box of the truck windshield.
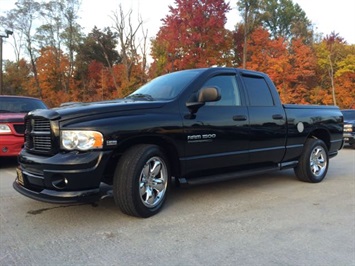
[0,97,47,113]
[127,70,202,100]
[342,110,355,120]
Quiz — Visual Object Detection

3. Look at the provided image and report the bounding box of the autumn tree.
[286,38,317,104]
[246,27,289,87]
[3,59,31,95]
[313,32,349,106]
[35,0,82,93]
[151,0,231,74]
[75,27,121,100]
[36,47,71,106]
[333,44,355,108]
[246,26,320,104]
[229,24,244,67]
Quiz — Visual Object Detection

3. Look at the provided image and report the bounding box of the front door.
[182,74,249,178]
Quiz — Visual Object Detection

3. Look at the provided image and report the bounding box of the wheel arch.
[307,128,331,150]
[104,135,181,184]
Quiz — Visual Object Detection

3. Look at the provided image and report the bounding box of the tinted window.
[242,76,274,106]
[203,75,241,106]
[129,70,202,100]
[342,110,355,120]
[0,97,47,113]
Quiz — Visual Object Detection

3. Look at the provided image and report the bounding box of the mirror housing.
[186,87,221,114]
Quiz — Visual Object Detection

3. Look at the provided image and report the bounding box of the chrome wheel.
[309,146,327,177]
[294,138,329,183]
[139,156,168,208]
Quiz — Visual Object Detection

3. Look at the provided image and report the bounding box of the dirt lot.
[0,148,354,266]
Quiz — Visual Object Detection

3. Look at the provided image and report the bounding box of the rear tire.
[294,138,329,183]
[113,144,170,218]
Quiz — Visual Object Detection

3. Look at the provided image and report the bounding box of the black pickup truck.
[14,68,343,217]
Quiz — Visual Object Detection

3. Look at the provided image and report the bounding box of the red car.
[0,95,47,157]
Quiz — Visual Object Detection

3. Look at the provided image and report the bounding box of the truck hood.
[344,119,355,125]
[27,99,167,121]
[0,113,26,123]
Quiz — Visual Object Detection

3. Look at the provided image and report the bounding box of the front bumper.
[14,149,113,203]
[13,181,101,203]
[343,133,355,144]
[0,134,23,156]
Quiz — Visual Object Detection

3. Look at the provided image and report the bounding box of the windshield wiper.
[125,93,154,101]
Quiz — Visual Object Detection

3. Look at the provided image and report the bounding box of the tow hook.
[100,189,113,200]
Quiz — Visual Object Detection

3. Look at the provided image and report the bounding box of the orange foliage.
[335,72,355,108]
[309,87,334,105]
[246,29,320,105]
[286,38,317,104]
[35,47,71,107]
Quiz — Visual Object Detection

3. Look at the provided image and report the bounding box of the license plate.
[16,168,24,185]
[344,138,349,141]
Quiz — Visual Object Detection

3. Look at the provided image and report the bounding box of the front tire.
[113,144,170,218]
[294,138,329,183]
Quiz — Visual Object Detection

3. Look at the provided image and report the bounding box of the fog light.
[52,177,68,189]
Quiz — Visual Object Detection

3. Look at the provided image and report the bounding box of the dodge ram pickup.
[13,68,343,217]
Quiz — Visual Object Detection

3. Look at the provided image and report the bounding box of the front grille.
[13,124,25,134]
[33,118,51,132]
[25,117,52,153]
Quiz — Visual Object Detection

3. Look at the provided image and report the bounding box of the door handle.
[272,114,284,120]
[233,115,247,121]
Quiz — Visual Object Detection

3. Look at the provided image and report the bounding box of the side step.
[178,165,280,186]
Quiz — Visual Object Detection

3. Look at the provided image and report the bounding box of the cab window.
[242,75,274,106]
[202,75,241,106]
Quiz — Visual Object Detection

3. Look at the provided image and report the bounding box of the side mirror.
[186,87,221,114]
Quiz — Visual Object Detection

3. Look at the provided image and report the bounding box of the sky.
[1,0,355,62]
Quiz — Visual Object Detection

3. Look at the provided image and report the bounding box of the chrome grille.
[33,136,52,151]
[33,118,51,132]
[25,117,52,153]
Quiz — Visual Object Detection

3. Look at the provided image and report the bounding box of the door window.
[202,75,241,106]
[242,76,274,106]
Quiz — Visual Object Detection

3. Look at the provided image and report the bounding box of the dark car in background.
[341,109,355,149]
[0,95,47,156]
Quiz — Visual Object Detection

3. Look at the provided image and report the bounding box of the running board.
[178,165,280,186]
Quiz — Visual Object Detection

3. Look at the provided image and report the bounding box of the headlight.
[60,130,103,151]
[0,124,11,134]
[344,124,353,132]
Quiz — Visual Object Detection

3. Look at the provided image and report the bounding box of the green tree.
[315,32,347,105]
[259,0,312,41]
[75,27,120,98]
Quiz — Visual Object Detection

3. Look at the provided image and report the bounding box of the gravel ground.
[0,148,354,266]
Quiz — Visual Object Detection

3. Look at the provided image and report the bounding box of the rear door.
[240,73,287,164]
